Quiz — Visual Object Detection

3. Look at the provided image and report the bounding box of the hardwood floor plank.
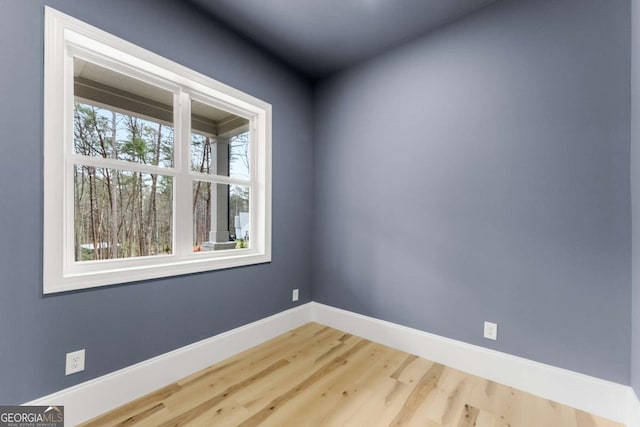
[390,362,446,426]
[115,402,166,426]
[474,409,498,427]
[81,323,625,427]
[80,382,182,426]
[286,343,400,426]
[399,357,434,385]
[237,339,371,426]
[390,354,419,380]
[232,330,363,411]
[418,368,471,425]
[457,404,481,427]
[145,323,341,424]
[158,359,290,427]
[203,331,363,426]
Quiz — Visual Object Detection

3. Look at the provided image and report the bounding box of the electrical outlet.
[292,289,299,302]
[65,349,85,375]
[484,322,498,341]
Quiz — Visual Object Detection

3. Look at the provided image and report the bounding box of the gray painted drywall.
[632,0,640,396]
[313,0,631,383]
[0,0,313,403]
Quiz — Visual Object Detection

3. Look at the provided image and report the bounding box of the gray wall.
[0,0,313,403]
[0,0,634,405]
[632,0,640,396]
[313,0,631,383]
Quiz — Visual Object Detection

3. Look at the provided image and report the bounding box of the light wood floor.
[80,323,623,427]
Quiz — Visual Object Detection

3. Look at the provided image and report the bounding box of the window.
[43,7,271,293]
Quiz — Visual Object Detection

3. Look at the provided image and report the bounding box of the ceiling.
[187,0,497,79]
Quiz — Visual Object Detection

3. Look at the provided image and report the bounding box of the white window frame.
[43,7,272,294]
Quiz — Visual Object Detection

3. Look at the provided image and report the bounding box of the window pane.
[229,132,250,180]
[191,133,214,174]
[191,99,249,178]
[74,165,173,261]
[193,182,250,251]
[73,58,174,167]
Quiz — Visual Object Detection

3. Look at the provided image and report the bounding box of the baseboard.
[25,303,312,426]
[24,301,634,426]
[310,302,631,426]
[630,389,640,427]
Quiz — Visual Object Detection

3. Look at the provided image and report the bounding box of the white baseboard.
[25,303,312,426]
[310,302,631,426]
[24,301,635,426]
[630,389,640,427]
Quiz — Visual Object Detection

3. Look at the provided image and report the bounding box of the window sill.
[44,251,271,294]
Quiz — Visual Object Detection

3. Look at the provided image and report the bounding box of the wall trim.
[630,389,640,427]
[25,302,634,426]
[310,302,631,426]
[25,303,312,426]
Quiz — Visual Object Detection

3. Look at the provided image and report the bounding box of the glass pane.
[191,99,249,178]
[193,182,250,252]
[74,165,173,261]
[191,133,214,174]
[73,58,174,167]
[229,132,250,180]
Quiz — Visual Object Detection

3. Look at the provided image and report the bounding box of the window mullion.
[174,91,193,257]
[188,171,251,187]
[70,155,177,177]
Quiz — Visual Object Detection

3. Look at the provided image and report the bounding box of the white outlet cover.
[65,349,85,375]
[484,321,498,341]
[292,289,299,302]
